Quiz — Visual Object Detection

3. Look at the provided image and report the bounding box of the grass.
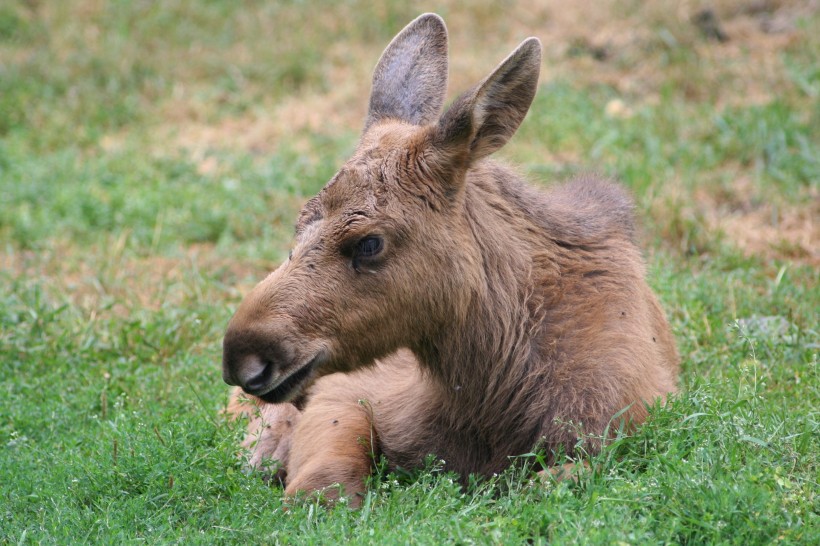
[1,0,818,543]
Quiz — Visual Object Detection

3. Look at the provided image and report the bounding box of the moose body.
[222,13,679,505]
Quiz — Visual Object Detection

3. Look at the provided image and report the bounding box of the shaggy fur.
[222,13,679,506]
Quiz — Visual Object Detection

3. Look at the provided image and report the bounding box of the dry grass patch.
[153,0,816,158]
[1,240,270,319]
[699,179,819,264]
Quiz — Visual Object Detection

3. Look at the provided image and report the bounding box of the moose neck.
[412,164,548,433]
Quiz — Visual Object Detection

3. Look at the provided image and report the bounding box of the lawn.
[1,0,817,544]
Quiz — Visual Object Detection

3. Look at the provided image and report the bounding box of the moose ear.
[435,38,541,163]
[364,13,449,131]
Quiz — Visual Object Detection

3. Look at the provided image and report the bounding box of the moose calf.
[222,13,679,506]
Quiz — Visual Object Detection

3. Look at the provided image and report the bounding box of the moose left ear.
[435,38,541,163]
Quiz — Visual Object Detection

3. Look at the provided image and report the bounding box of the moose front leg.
[225,387,302,484]
[284,374,378,508]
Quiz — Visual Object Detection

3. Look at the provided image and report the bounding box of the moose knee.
[285,378,377,507]
[285,458,370,507]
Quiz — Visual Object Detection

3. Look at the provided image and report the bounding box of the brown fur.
[222,13,679,506]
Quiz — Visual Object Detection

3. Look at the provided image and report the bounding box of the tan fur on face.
[222,13,679,504]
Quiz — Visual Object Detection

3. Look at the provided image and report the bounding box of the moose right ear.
[435,38,541,165]
[364,13,449,131]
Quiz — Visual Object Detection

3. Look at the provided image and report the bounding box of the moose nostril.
[241,354,275,392]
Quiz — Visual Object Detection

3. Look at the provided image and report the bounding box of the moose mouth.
[257,353,324,404]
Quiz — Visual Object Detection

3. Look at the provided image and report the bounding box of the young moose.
[222,13,679,505]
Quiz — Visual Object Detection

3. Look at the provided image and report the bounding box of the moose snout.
[222,352,273,391]
[221,262,327,401]
[222,321,328,403]
[221,327,284,393]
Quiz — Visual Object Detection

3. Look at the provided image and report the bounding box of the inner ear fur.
[365,13,449,131]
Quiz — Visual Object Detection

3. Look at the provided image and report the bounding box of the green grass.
[1,1,818,544]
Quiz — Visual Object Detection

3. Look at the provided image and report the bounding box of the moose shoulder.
[222,13,679,505]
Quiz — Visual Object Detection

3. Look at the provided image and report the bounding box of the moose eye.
[356,236,384,258]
